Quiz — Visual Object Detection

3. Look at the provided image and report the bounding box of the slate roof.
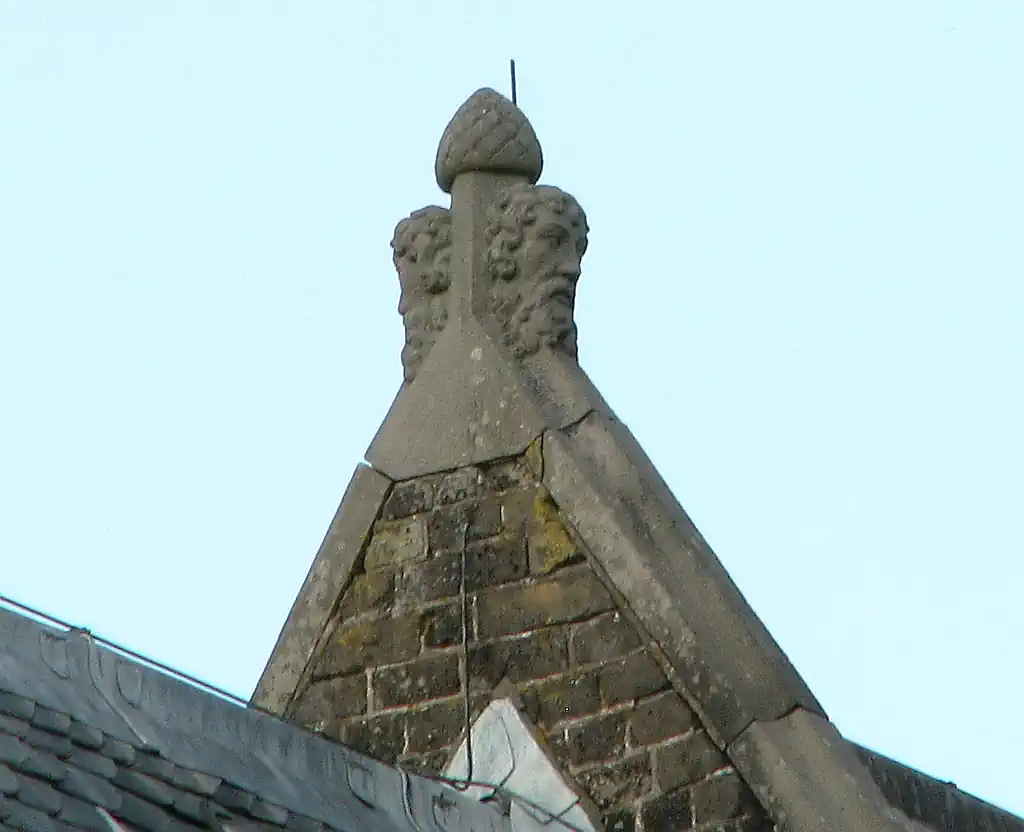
[855,744,1024,832]
[0,604,507,832]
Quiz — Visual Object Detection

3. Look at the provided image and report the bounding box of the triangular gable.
[251,88,1023,832]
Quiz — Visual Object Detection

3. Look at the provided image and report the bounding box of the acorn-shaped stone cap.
[435,88,543,193]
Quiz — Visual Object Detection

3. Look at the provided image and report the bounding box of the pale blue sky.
[2,1,1021,817]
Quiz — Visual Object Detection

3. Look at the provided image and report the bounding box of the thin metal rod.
[510,59,518,105]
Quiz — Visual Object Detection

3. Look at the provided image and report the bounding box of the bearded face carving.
[391,207,453,382]
[485,183,589,359]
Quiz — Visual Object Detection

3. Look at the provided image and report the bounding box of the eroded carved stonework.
[391,206,452,382]
[486,182,589,359]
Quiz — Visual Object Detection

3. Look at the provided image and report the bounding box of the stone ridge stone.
[284,452,772,831]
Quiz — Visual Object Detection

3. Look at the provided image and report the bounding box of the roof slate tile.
[110,771,175,807]
[29,714,69,739]
[16,779,62,816]
[65,727,102,753]
[0,767,18,796]
[1,796,57,832]
[0,694,35,722]
[58,769,122,812]
[19,754,65,785]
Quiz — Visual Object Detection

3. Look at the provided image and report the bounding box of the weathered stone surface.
[337,570,394,619]
[574,754,652,812]
[289,675,367,732]
[421,602,463,649]
[520,669,601,728]
[691,772,762,825]
[571,611,642,665]
[655,732,728,792]
[252,464,391,715]
[340,713,406,763]
[542,414,823,745]
[528,491,582,575]
[363,517,427,570]
[381,477,436,520]
[435,88,543,193]
[436,467,484,505]
[468,630,568,687]
[641,788,692,830]
[372,654,460,709]
[405,699,466,755]
[427,499,502,550]
[313,617,420,679]
[475,565,614,639]
[565,711,628,766]
[630,692,698,747]
[599,651,670,705]
[729,708,921,832]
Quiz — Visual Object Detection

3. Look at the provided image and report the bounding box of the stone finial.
[434,88,543,193]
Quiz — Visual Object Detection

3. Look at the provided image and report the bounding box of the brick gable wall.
[285,449,773,831]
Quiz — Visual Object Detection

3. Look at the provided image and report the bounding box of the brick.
[565,711,628,766]
[364,517,427,570]
[338,570,395,619]
[131,750,175,781]
[630,692,697,747]
[436,467,483,505]
[465,535,528,590]
[291,674,367,730]
[406,699,466,754]
[476,566,613,639]
[499,487,538,533]
[520,670,600,728]
[468,630,568,688]
[401,751,451,777]
[641,788,693,830]
[373,654,461,708]
[341,713,406,763]
[604,808,637,832]
[655,732,728,792]
[528,492,582,574]
[599,651,669,705]
[691,771,761,824]
[482,456,534,493]
[314,616,420,678]
[427,500,502,551]
[401,554,460,603]
[382,479,435,520]
[422,603,463,648]
[571,612,642,665]
[574,753,652,811]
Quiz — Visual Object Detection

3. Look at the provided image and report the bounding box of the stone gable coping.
[252,464,391,715]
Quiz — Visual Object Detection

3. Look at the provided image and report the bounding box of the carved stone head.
[391,206,453,381]
[485,183,589,359]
